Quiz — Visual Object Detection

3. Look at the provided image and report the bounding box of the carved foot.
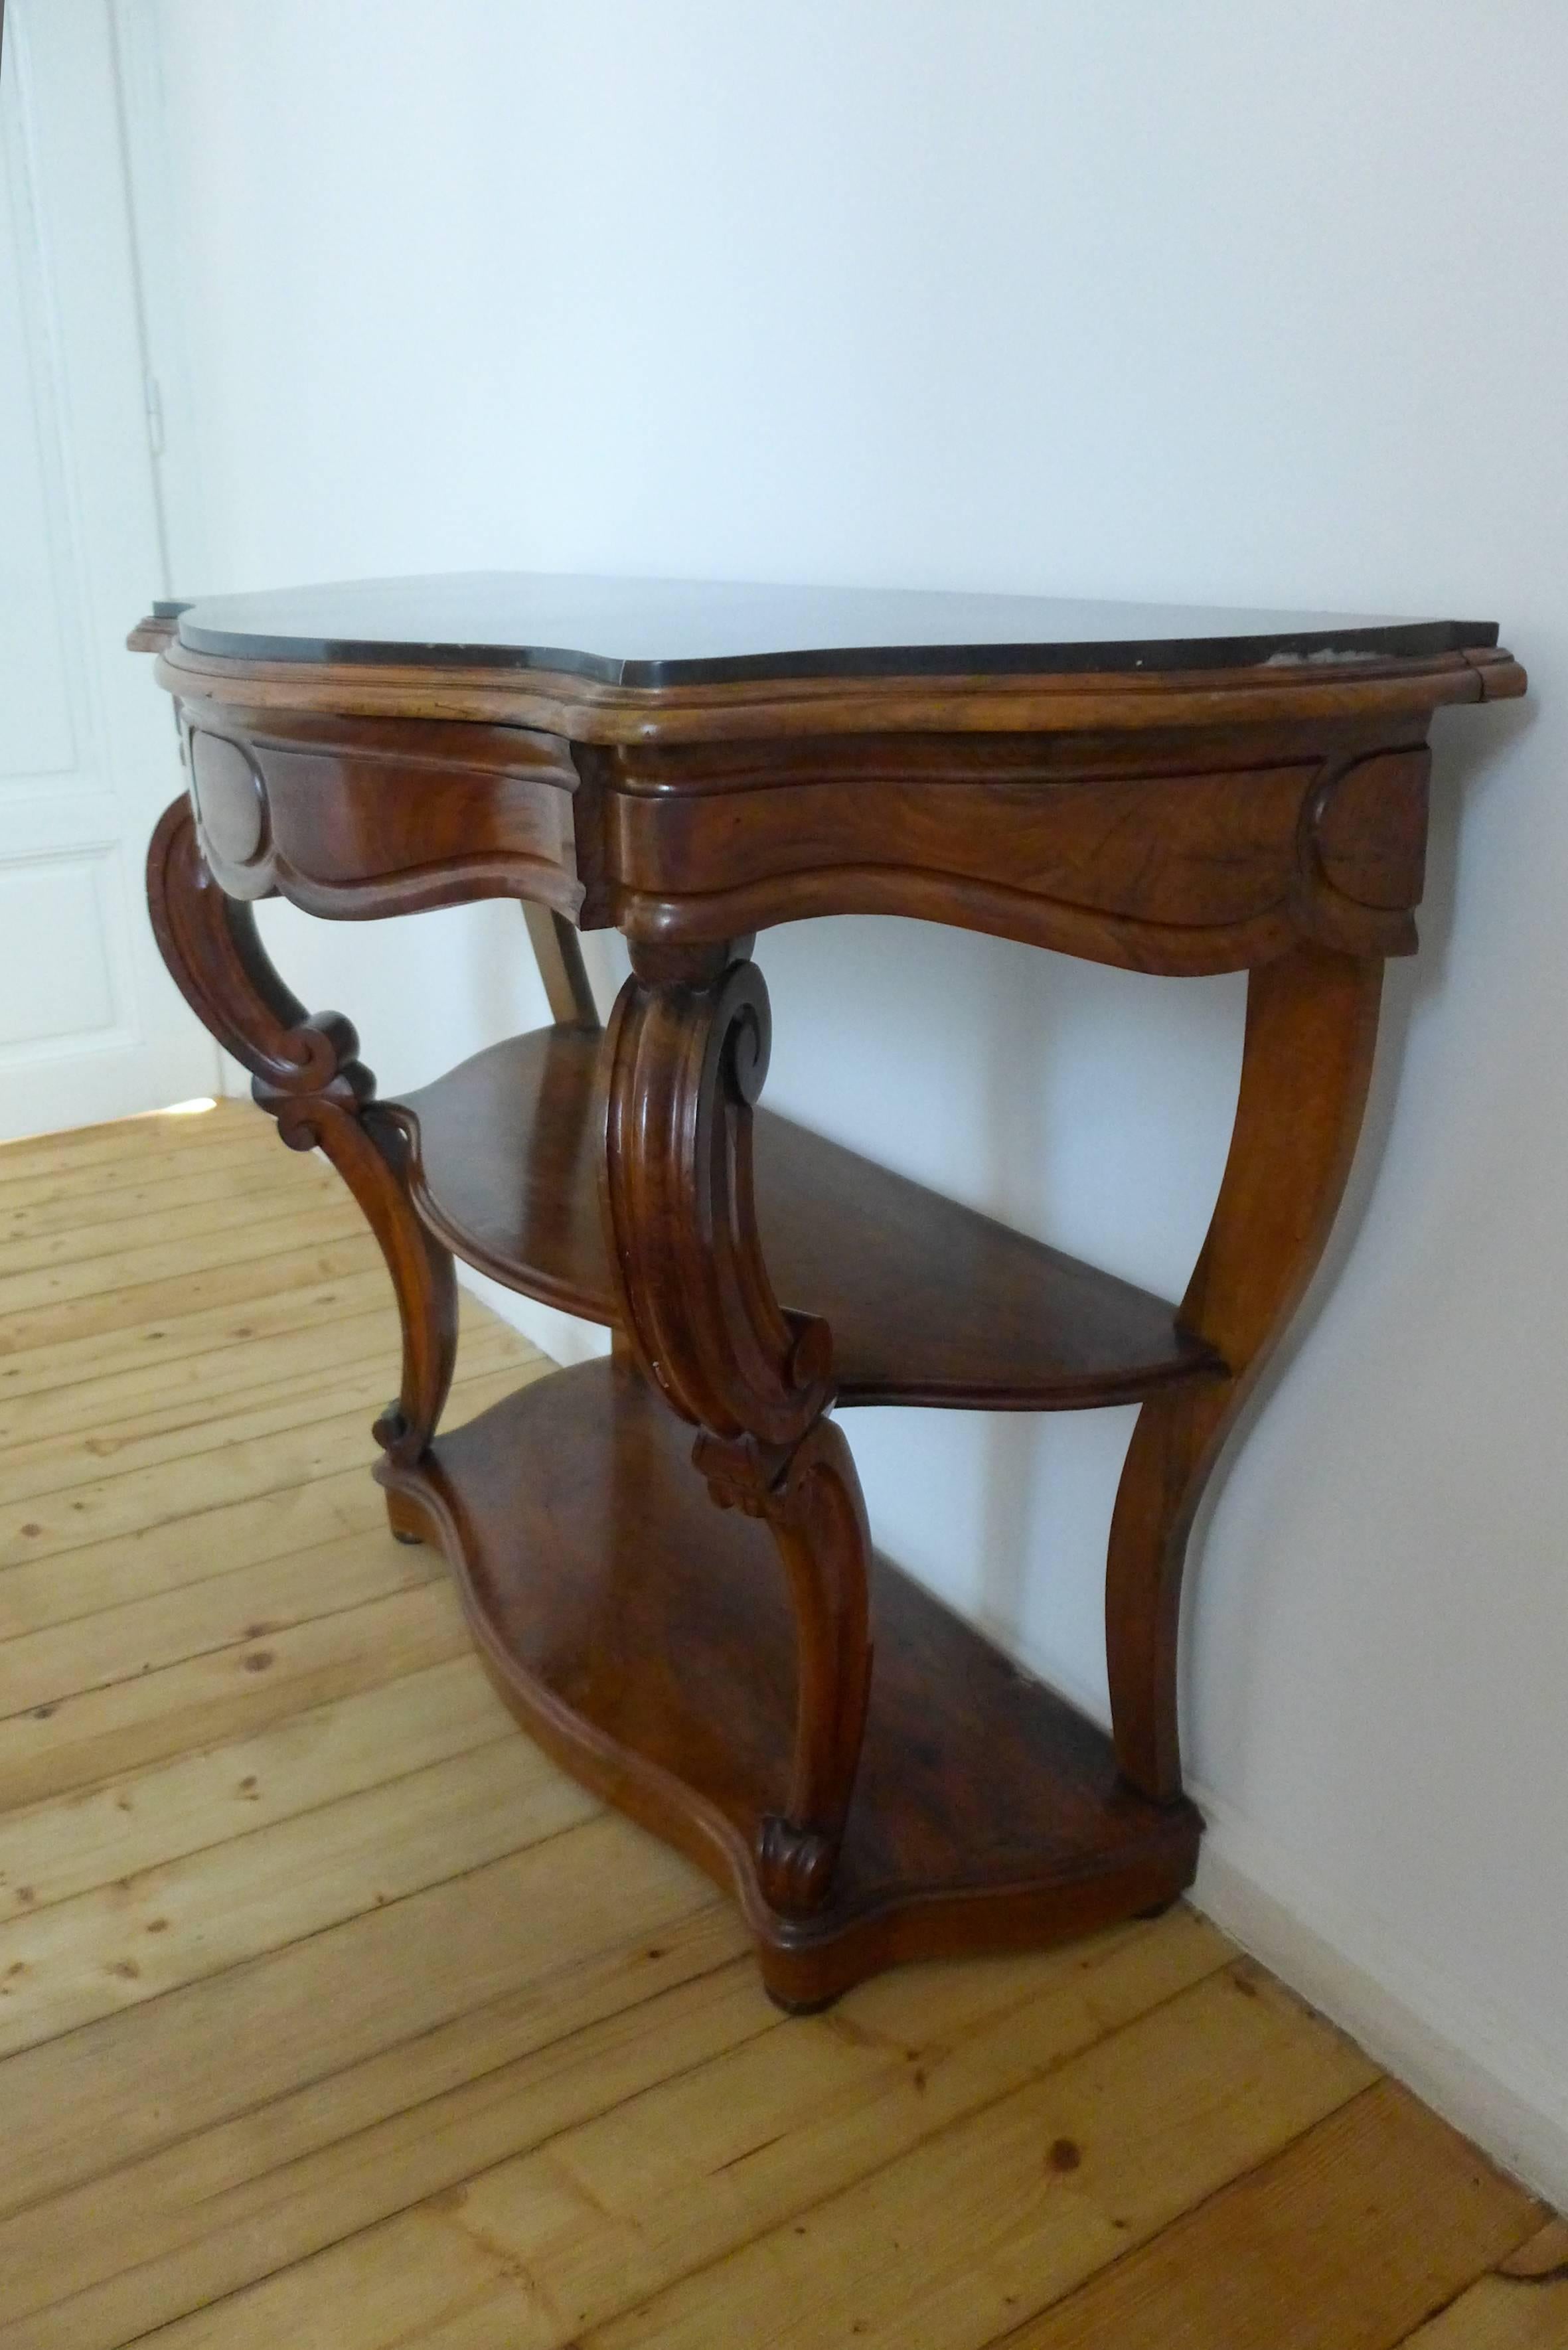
[383,1486,430,1547]
[697,1417,874,1919]
[755,1816,838,1914]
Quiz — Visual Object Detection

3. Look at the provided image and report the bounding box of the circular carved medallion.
[189,730,268,868]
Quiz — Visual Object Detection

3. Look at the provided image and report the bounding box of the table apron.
[180,704,585,920]
[597,735,1432,971]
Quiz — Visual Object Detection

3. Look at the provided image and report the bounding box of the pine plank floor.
[0,1096,1560,2349]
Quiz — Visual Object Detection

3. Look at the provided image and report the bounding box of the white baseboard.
[1191,1786,1568,2207]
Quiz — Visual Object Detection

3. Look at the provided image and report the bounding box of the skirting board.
[461,1267,1568,2209]
[1191,1786,1568,2209]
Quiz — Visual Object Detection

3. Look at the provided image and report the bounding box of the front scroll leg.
[696,1419,874,1915]
[146,798,458,1496]
[1107,940,1384,1804]
[601,941,872,1917]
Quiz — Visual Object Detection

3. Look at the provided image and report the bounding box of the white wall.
[135,0,1568,2194]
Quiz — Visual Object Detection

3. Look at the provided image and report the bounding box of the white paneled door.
[0,1,216,1140]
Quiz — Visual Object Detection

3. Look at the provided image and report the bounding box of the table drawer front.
[183,709,584,919]
[605,738,1431,970]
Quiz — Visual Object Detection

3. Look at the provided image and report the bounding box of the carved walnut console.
[134,575,1523,2009]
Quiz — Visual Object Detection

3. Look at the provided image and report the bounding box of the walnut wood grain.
[383,1026,1225,1412]
[696,1415,875,1917]
[155,633,1524,749]
[590,724,1434,966]
[599,941,833,1448]
[1105,940,1385,1802]
[379,1358,1202,2007]
[146,797,457,1477]
[137,576,1524,2005]
[597,942,866,1909]
[182,706,583,920]
[151,674,1486,968]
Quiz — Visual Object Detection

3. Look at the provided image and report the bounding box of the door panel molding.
[0,0,216,1138]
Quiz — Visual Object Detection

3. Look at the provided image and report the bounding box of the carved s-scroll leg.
[1106,940,1384,1804]
[696,1417,874,1915]
[146,798,457,1490]
[601,941,872,1917]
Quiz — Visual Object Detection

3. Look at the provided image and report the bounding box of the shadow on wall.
[256,692,1530,1729]
[759,909,1242,1715]
[757,693,1531,1720]
[1176,690,1535,1759]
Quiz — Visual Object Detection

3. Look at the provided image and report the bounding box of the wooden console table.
[135,574,1523,2009]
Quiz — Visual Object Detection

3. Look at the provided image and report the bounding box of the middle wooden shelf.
[387,1026,1227,1413]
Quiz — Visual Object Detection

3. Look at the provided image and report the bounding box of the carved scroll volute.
[601,941,873,1917]
[600,941,832,1449]
[146,798,457,1466]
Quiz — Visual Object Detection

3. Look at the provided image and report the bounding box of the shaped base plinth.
[380,1360,1202,2007]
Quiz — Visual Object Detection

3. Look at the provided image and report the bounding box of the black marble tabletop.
[164,573,1498,688]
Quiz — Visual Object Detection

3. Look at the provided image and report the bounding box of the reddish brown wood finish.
[1105,941,1385,1802]
[383,1026,1227,1411]
[146,797,457,1475]
[379,1360,1202,2007]
[137,592,1524,2003]
[598,939,866,1910]
[155,633,1524,745]
[588,725,1434,966]
[599,940,833,1449]
[696,1415,875,1917]
[183,706,584,919]
[163,682,1458,973]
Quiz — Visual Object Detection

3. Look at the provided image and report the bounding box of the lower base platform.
[380,1360,1202,2007]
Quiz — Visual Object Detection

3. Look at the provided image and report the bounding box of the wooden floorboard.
[1397,2220,1568,2348]
[0,1096,1554,2348]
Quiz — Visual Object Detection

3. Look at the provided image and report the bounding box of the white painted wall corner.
[469,1279,1568,2211]
[1192,1785,1568,2209]
[457,1268,609,1372]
